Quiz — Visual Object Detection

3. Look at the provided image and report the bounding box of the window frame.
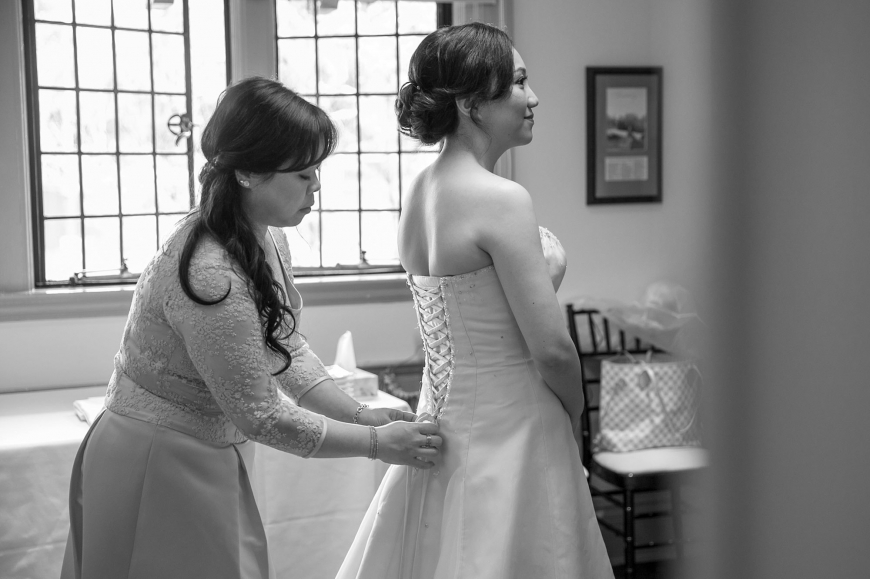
[21,0,231,289]
[0,0,473,321]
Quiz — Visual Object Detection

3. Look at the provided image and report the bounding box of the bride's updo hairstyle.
[179,77,337,373]
[396,22,514,145]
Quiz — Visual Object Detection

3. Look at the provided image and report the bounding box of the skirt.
[60,409,273,579]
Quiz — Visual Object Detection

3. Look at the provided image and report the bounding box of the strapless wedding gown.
[336,228,613,579]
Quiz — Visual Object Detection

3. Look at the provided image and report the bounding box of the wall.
[512,0,715,309]
[704,1,870,578]
[0,301,422,391]
[0,0,33,293]
[509,0,714,566]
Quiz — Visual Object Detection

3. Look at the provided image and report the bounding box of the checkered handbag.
[594,353,702,453]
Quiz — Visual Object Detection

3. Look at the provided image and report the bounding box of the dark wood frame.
[586,67,663,205]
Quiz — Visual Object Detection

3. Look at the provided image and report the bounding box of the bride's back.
[398,155,505,277]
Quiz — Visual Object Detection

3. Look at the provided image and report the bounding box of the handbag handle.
[597,352,658,420]
[599,352,702,430]
[638,359,702,434]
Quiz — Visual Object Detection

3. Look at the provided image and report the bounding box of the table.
[0,386,408,579]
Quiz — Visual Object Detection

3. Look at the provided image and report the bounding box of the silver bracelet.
[352,403,369,424]
[368,425,378,460]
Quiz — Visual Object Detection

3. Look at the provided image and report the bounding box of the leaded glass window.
[276,0,451,274]
[24,0,228,285]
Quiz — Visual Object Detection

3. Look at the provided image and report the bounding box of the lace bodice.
[408,226,567,422]
[539,226,567,291]
[104,215,329,457]
[407,277,455,422]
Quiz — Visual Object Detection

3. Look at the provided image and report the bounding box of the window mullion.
[394,2,402,217]
[148,8,160,247]
[111,0,125,274]
[354,1,363,266]
[182,0,195,208]
[224,0,233,86]
[22,0,46,286]
[71,1,87,274]
[313,0,323,268]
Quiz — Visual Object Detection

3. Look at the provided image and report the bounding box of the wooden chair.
[566,306,709,576]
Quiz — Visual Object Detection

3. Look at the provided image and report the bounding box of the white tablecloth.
[0,386,409,579]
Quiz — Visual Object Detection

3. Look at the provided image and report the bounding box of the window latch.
[167,113,194,147]
[69,259,137,285]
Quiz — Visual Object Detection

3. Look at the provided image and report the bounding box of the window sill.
[0,273,411,322]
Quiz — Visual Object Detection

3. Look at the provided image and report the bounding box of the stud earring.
[239,179,250,187]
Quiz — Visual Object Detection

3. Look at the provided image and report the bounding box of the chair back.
[565,306,657,467]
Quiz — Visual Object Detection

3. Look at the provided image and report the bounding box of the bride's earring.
[239,179,250,187]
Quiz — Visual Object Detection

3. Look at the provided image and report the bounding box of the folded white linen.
[72,396,106,425]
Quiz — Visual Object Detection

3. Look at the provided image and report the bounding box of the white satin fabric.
[337,229,613,579]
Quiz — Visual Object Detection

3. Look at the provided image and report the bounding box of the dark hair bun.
[396,23,514,145]
[396,82,459,146]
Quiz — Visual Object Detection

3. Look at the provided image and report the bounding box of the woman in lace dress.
[60,77,441,579]
[337,24,613,579]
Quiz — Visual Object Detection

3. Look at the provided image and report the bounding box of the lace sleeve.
[164,247,327,457]
[277,334,331,402]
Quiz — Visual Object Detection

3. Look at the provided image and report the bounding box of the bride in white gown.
[337,23,613,579]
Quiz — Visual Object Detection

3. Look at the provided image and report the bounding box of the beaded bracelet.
[367,425,378,460]
[352,403,369,424]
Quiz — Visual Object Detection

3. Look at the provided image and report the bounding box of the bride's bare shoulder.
[413,161,533,224]
[465,172,532,217]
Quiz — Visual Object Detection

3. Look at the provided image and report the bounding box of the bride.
[337,23,613,579]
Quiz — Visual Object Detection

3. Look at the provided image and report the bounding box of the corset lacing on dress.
[408,277,455,423]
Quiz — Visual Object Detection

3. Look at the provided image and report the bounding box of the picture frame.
[586,67,663,205]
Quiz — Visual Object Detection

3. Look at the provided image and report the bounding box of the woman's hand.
[360,407,416,426]
[376,421,442,469]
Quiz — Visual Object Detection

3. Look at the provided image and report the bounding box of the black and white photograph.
[605,87,647,152]
[587,66,662,204]
[1,2,869,579]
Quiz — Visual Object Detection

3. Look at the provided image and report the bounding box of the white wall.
[512,0,715,309]
[0,301,422,392]
[705,1,870,578]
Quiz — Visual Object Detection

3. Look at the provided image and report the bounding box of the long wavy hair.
[179,77,337,374]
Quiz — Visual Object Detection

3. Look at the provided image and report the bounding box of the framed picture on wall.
[586,67,663,204]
